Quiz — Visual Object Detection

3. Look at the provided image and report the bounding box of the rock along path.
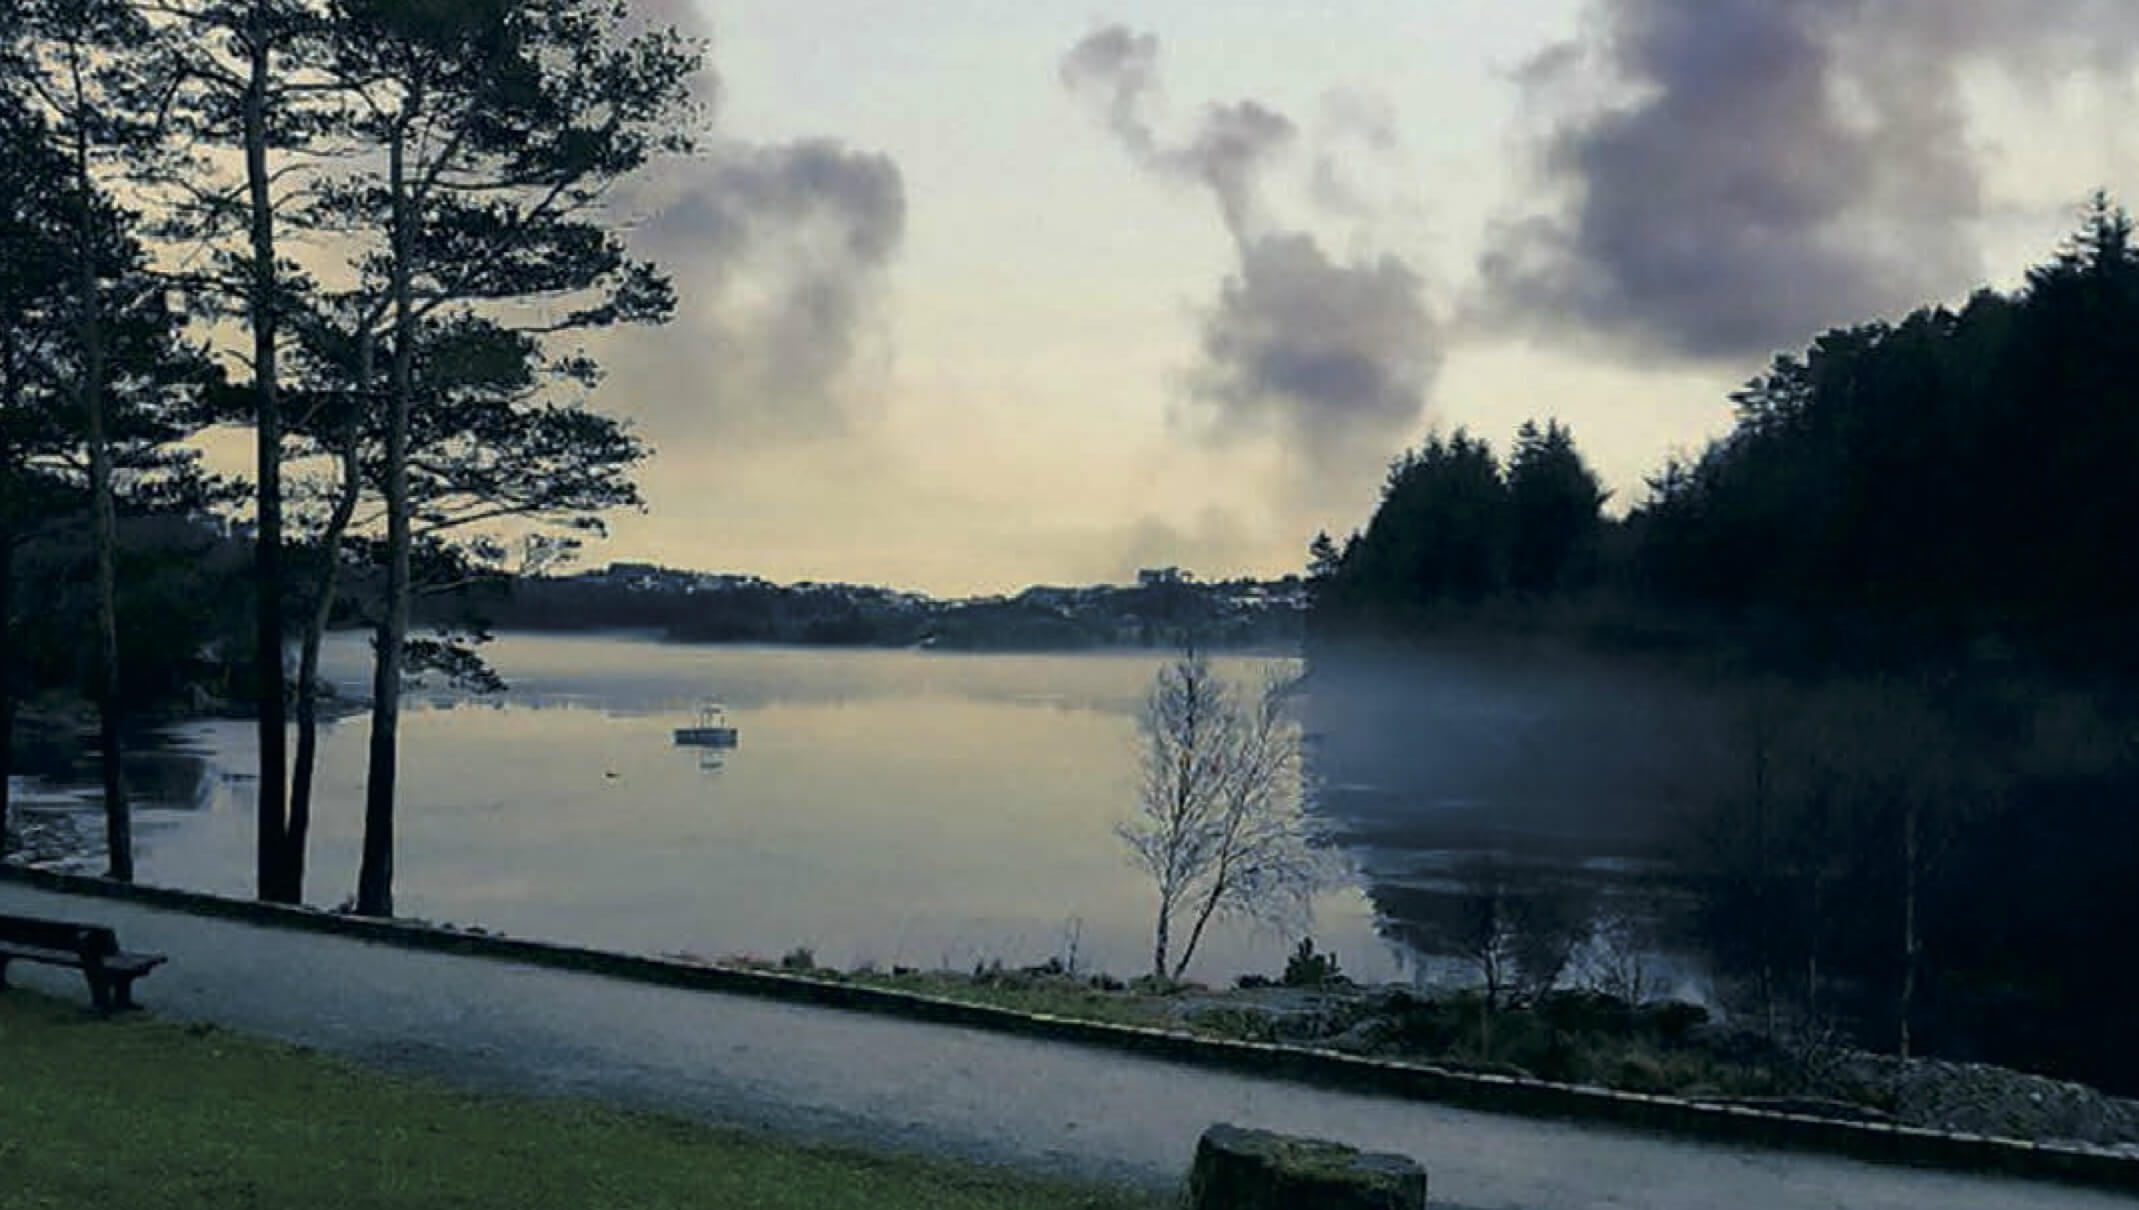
[0,880,2122,1210]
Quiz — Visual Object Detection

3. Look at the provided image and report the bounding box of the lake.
[66,632,1412,983]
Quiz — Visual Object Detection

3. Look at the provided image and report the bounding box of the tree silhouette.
[1620,195,2139,669]
[322,0,700,916]
[3,1,221,879]
[1312,423,1610,633]
[150,0,357,904]
[1506,419,1606,597]
[1339,430,1507,626]
[0,91,81,854]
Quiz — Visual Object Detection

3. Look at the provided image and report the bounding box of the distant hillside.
[423,563,1305,651]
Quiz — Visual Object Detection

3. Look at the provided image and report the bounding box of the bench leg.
[110,975,140,1011]
[86,971,113,1014]
[0,956,9,990]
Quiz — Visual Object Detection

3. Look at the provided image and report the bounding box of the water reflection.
[63,633,1402,984]
[11,633,1727,1000]
[1302,642,1724,1002]
[9,722,216,815]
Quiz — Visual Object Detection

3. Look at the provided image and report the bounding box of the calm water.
[104,632,1410,983]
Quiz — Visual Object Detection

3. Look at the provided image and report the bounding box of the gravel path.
[0,880,2123,1210]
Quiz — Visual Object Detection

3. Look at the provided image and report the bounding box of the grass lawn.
[0,989,1163,1210]
[844,969,1180,1032]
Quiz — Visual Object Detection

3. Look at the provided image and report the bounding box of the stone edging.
[3,863,2133,1193]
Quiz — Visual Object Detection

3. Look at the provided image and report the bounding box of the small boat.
[673,703,738,748]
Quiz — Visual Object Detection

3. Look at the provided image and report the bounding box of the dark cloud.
[1890,0,2139,77]
[1193,234,1437,476]
[600,3,906,441]
[1061,25,1437,491]
[1480,0,2139,363]
[1177,101,1295,239]
[626,140,906,438]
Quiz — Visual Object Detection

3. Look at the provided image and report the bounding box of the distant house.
[1137,567,1192,587]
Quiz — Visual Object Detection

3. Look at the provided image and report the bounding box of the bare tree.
[1118,649,1326,982]
[1575,904,1658,1006]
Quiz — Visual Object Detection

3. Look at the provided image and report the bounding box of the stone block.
[1187,1122,1426,1209]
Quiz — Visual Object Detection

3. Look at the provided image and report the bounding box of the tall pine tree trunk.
[73,120,129,883]
[1751,728,1777,1041]
[1899,798,1920,1059]
[87,387,127,882]
[0,526,14,857]
[357,121,413,918]
[1806,868,1824,1022]
[245,19,293,903]
[1,336,16,855]
[287,349,365,900]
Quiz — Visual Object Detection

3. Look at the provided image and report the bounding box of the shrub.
[1647,1000,1711,1045]
[1536,988,1633,1036]
[1614,1051,1672,1094]
[1493,1012,1573,1079]
[1281,938,1345,988]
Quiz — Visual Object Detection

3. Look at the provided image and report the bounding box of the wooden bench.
[0,913,167,1012]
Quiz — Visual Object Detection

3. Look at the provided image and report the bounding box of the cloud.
[1178,101,1296,240]
[1058,24,1163,161]
[1062,28,1295,240]
[629,140,905,438]
[1479,0,2139,364]
[1192,234,1437,479]
[1061,25,1438,495]
[604,3,907,443]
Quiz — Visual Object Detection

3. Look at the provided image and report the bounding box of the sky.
[569,0,2139,596]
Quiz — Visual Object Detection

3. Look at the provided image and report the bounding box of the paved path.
[1,881,2120,1209]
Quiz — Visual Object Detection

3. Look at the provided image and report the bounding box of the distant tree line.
[450,571,1307,651]
[1307,198,2139,1093]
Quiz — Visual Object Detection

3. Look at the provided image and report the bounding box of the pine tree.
[1506,419,1607,597]
[322,0,700,916]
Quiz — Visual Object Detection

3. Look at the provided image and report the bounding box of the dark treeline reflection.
[1304,198,2139,1094]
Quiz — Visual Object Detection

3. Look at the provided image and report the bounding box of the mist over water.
[1306,640,1734,855]
[1304,640,1731,1001]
